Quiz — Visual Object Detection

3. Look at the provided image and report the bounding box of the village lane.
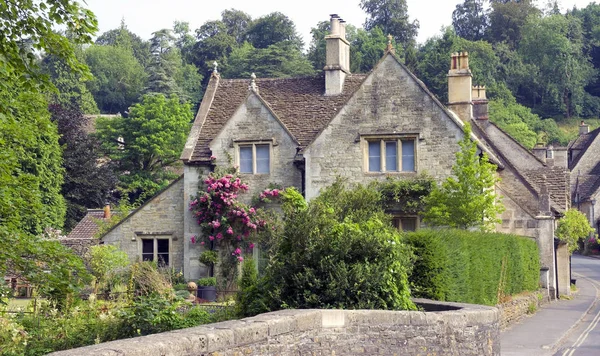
[501,255,600,356]
[553,255,600,356]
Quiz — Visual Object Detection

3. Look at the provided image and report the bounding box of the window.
[141,238,170,266]
[366,138,416,172]
[392,216,418,232]
[238,143,270,174]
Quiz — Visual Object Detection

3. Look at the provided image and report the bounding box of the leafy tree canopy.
[452,0,489,41]
[556,209,595,253]
[246,12,303,50]
[423,123,503,231]
[361,0,419,47]
[95,94,192,202]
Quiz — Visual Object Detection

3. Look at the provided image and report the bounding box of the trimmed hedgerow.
[405,229,540,306]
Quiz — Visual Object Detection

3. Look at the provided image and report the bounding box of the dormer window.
[236,142,271,174]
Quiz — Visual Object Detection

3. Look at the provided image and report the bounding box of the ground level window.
[392,216,418,232]
[141,238,170,266]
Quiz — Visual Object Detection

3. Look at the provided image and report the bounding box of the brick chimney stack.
[324,14,350,96]
[447,52,473,123]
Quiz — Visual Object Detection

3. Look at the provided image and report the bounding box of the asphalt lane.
[554,256,600,356]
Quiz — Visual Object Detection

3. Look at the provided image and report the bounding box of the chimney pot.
[579,121,589,135]
[103,203,111,220]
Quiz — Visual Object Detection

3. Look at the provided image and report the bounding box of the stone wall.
[496,290,547,330]
[102,177,185,272]
[49,301,500,356]
[305,55,466,200]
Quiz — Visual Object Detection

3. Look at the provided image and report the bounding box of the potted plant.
[199,250,218,277]
[196,277,217,302]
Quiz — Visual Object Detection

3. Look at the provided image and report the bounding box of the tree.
[487,0,541,48]
[0,0,97,98]
[224,41,315,79]
[246,12,303,50]
[41,50,99,114]
[452,0,489,41]
[360,0,419,47]
[191,20,237,74]
[424,123,503,231]
[95,19,152,68]
[85,44,147,113]
[145,29,180,97]
[221,9,252,44]
[556,209,595,254]
[49,104,118,232]
[518,14,594,117]
[95,94,192,202]
[0,0,96,304]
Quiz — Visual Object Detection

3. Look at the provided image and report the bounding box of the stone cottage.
[100,14,571,298]
[568,122,600,242]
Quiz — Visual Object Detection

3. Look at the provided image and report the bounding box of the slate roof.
[568,127,600,170]
[66,210,105,239]
[522,167,570,213]
[574,174,600,200]
[189,74,367,163]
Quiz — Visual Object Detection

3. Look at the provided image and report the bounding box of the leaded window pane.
[385,141,397,171]
[255,144,270,174]
[402,140,415,171]
[368,141,381,172]
[239,146,253,173]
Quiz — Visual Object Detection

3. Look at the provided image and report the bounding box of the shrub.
[197,277,217,287]
[265,182,415,311]
[405,229,540,306]
[236,258,268,317]
[86,244,129,294]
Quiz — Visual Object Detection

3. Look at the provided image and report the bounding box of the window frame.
[362,135,418,173]
[137,235,172,267]
[391,215,420,232]
[234,141,272,175]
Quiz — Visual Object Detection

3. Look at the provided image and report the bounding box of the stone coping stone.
[48,299,499,356]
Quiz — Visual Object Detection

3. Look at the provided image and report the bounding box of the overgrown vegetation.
[405,229,540,306]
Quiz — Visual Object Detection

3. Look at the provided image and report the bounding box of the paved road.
[554,256,600,356]
[501,255,599,356]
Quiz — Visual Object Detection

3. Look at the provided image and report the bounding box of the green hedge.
[405,229,540,306]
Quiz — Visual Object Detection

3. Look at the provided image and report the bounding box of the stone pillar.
[183,165,210,281]
[447,52,473,123]
[555,241,571,297]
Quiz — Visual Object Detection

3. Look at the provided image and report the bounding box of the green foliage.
[224,41,315,79]
[374,175,435,213]
[119,294,211,336]
[423,124,503,231]
[84,44,147,113]
[197,277,217,287]
[405,229,541,305]
[360,0,419,47]
[236,258,268,317]
[265,181,415,311]
[556,209,596,254]
[246,12,304,50]
[199,250,219,267]
[95,94,192,202]
[0,0,97,98]
[452,0,489,41]
[87,245,130,293]
[95,20,152,69]
[487,0,541,48]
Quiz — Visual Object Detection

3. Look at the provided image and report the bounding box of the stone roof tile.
[190,74,367,163]
[66,210,105,239]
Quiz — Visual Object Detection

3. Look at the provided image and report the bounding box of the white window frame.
[362,135,417,173]
[137,235,172,266]
[235,141,272,175]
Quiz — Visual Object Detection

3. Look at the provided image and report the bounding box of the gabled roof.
[574,173,600,201]
[568,126,600,170]
[186,74,367,163]
[66,210,106,239]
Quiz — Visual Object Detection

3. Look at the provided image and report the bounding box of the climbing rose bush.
[189,172,268,284]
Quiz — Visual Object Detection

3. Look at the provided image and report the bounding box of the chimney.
[324,14,350,96]
[103,203,111,220]
[538,175,551,216]
[472,85,488,121]
[447,52,473,123]
[532,143,547,163]
[579,120,589,135]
